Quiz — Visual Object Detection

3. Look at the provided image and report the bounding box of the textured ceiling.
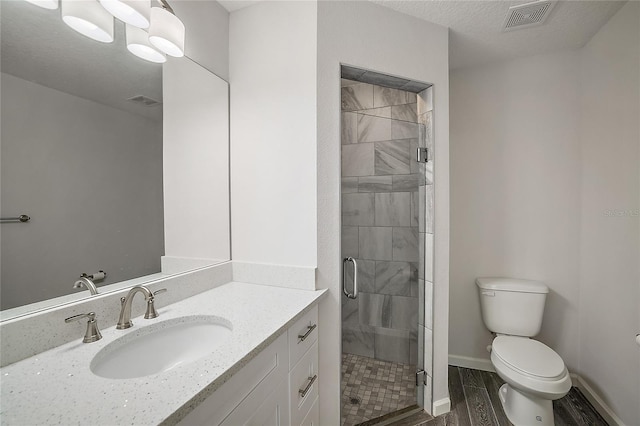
[5,0,622,109]
[369,0,627,69]
[1,0,162,121]
[219,0,626,70]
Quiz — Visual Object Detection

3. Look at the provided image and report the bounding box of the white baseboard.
[432,398,451,417]
[448,354,625,425]
[448,354,495,372]
[571,374,625,426]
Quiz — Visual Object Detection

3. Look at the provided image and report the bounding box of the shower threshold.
[355,405,429,426]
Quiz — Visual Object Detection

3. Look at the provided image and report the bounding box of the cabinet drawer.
[221,377,290,426]
[288,305,318,369]
[300,397,319,426]
[289,341,318,426]
[178,333,288,426]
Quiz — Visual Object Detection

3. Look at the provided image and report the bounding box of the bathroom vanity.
[0,278,325,425]
[178,305,320,426]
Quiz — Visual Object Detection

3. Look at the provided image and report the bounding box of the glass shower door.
[340,68,433,425]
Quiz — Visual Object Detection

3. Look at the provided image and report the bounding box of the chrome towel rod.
[0,214,30,223]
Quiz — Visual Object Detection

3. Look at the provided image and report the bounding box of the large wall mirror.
[0,0,230,320]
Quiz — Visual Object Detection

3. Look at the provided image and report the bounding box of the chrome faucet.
[116,285,167,329]
[65,312,102,343]
[73,276,98,295]
[73,271,106,295]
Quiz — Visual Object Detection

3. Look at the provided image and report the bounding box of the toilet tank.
[476,277,549,337]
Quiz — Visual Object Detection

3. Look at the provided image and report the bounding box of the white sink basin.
[91,316,233,379]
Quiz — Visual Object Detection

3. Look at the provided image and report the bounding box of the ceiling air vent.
[502,1,556,32]
[127,95,161,107]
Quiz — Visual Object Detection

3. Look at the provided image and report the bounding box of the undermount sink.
[91,316,233,379]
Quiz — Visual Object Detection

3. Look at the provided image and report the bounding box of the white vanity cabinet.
[178,305,319,426]
[288,306,319,426]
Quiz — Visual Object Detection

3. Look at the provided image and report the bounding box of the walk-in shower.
[340,65,435,425]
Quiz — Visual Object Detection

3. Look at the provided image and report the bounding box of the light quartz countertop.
[0,282,326,425]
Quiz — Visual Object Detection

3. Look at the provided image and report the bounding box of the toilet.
[476,278,571,426]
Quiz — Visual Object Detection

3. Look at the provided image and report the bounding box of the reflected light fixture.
[61,0,114,43]
[24,0,59,9]
[24,0,185,63]
[99,0,150,28]
[126,24,166,63]
[148,0,185,58]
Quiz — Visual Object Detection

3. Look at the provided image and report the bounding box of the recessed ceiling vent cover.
[502,1,556,32]
[127,95,161,107]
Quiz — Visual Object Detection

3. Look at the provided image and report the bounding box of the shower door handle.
[343,257,358,299]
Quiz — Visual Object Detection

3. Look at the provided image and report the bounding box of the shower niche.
[340,65,434,425]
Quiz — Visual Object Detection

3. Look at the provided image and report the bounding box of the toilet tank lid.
[476,277,549,294]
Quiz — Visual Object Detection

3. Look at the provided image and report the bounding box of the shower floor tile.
[341,353,417,426]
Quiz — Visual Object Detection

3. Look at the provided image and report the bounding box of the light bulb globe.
[61,0,114,43]
[99,0,150,29]
[148,7,184,57]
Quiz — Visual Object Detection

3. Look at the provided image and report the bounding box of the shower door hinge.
[415,370,427,386]
[416,147,429,163]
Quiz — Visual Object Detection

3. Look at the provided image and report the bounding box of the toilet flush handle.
[636,334,640,348]
[481,290,495,297]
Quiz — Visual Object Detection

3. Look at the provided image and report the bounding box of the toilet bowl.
[491,336,571,425]
[476,278,571,426]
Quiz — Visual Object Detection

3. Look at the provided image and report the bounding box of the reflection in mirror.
[0,1,230,319]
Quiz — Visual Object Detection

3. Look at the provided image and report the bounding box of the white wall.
[229,1,318,267]
[449,3,639,423]
[1,73,163,309]
[172,0,230,80]
[317,1,449,420]
[163,58,230,264]
[579,1,639,423]
[161,1,231,268]
[449,52,582,368]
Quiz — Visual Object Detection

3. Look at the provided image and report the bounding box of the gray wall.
[340,79,421,365]
[1,73,164,310]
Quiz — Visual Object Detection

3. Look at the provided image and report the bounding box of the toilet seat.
[491,336,572,400]
[492,336,565,380]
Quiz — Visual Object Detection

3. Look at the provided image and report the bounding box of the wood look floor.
[358,366,608,426]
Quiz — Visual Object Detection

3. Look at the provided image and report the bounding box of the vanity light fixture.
[148,0,185,57]
[61,0,115,43]
[24,0,59,10]
[99,0,150,28]
[126,24,166,63]
[24,0,185,63]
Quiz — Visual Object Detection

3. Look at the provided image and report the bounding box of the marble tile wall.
[341,78,426,365]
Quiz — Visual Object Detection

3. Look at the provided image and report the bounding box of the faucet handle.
[145,288,167,319]
[81,271,106,281]
[65,312,102,343]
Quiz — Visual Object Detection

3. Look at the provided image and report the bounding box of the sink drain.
[350,397,361,405]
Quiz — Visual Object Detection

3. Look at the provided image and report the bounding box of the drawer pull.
[298,324,317,342]
[298,374,318,398]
